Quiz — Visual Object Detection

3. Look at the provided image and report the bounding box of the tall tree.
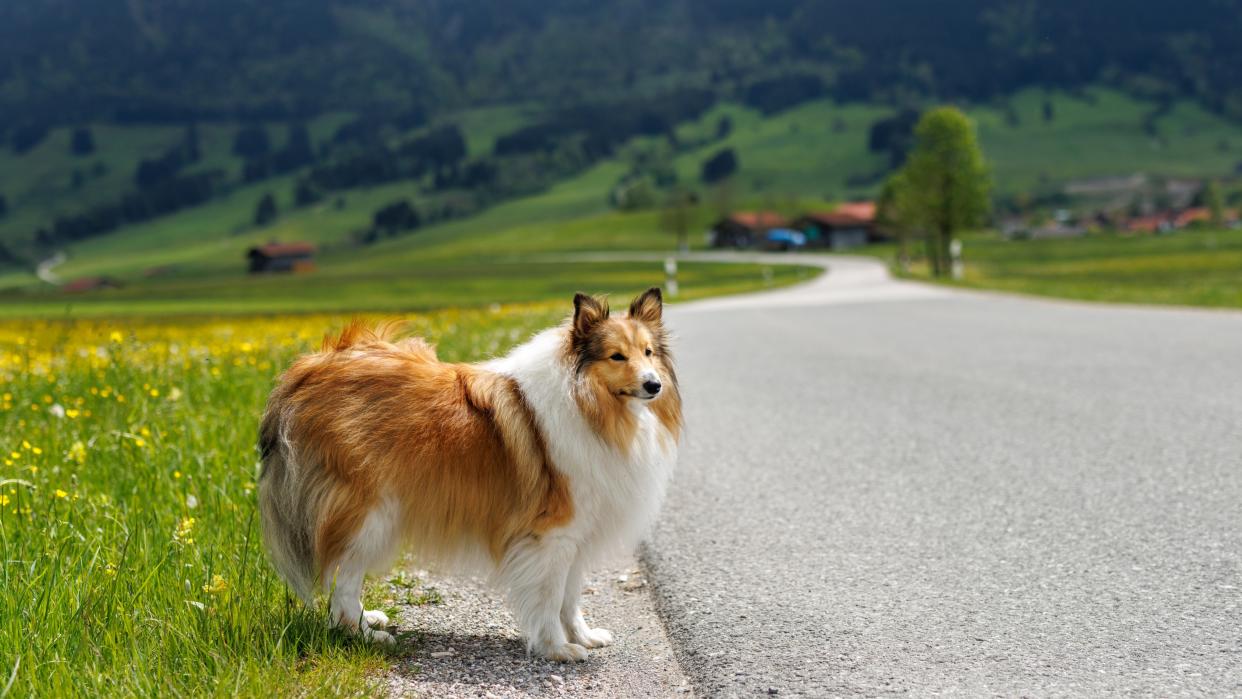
[892,107,990,277]
[233,126,271,159]
[254,193,278,226]
[70,127,95,156]
[1203,180,1225,228]
[700,148,738,184]
[660,187,699,253]
[876,172,915,273]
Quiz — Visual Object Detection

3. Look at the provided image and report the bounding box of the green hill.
[2,85,1241,316]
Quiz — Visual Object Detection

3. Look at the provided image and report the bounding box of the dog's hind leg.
[501,535,586,661]
[324,498,401,645]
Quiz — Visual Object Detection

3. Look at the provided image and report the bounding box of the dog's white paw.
[363,609,390,628]
[579,627,614,648]
[538,642,589,662]
[363,627,396,646]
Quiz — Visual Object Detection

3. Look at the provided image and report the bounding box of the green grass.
[0,260,817,318]
[0,306,577,696]
[894,228,1242,309]
[973,88,1242,195]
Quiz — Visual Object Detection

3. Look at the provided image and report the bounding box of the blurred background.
[5,5,1242,696]
[1,0,1241,314]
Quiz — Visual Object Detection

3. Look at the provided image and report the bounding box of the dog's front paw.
[363,627,396,646]
[537,642,589,662]
[583,628,618,650]
[363,609,390,628]
[574,627,614,648]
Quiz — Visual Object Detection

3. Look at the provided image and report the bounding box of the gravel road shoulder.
[384,559,692,698]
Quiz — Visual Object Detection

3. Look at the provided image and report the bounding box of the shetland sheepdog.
[257,288,681,661]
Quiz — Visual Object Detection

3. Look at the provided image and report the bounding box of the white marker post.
[950,239,964,280]
[664,257,679,298]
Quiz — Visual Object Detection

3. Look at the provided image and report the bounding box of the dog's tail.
[258,321,436,603]
[256,388,321,604]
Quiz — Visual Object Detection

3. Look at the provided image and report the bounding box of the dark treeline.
[134,126,201,188]
[33,172,221,248]
[241,124,315,182]
[4,1,1241,134]
[494,89,715,158]
[300,125,468,194]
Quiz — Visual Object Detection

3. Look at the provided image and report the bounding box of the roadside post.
[665,257,679,297]
[950,239,964,280]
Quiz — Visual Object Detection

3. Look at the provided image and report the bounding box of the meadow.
[897,228,1242,309]
[0,305,585,697]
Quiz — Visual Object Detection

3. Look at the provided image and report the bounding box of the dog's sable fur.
[257,289,681,660]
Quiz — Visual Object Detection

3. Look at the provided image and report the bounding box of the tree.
[183,124,202,162]
[891,107,991,277]
[660,187,699,253]
[71,127,95,156]
[701,148,738,184]
[876,172,915,273]
[233,126,271,159]
[0,193,7,218]
[294,179,322,207]
[371,200,421,237]
[1203,180,1225,228]
[254,193,278,226]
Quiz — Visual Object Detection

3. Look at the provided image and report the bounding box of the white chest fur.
[486,329,678,561]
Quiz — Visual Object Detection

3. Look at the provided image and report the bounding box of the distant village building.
[709,211,787,248]
[1125,213,1175,234]
[792,201,881,250]
[247,242,316,273]
[61,276,120,293]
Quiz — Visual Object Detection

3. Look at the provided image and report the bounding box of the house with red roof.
[792,201,883,250]
[247,242,317,273]
[709,211,788,248]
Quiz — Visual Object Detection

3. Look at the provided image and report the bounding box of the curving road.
[646,254,1242,697]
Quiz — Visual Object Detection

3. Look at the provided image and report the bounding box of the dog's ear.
[573,293,609,337]
[628,287,663,324]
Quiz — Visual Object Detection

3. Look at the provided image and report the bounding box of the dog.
[257,288,681,661]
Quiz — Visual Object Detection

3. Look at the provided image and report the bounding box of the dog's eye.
[645,348,653,357]
[609,353,627,361]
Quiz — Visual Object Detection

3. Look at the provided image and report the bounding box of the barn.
[708,211,788,248]
[793,202,882,250]
[247,242,316,273]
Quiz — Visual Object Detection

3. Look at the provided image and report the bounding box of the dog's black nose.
[643,380,662,395]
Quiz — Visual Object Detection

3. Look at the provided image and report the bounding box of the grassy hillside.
[897,228,1242,309]
[3,86,1242,316]
[973,90,1242,195]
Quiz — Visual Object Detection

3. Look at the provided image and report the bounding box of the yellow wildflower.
[69,441,87,464]
[201,574,229,595]
[66,409,80,419]
[54,489,68,499]
[174,516,195,545]
[0,495,9,506]
[109,331,123,343]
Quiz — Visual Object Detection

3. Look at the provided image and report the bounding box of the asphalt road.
[645,254,1242,697]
